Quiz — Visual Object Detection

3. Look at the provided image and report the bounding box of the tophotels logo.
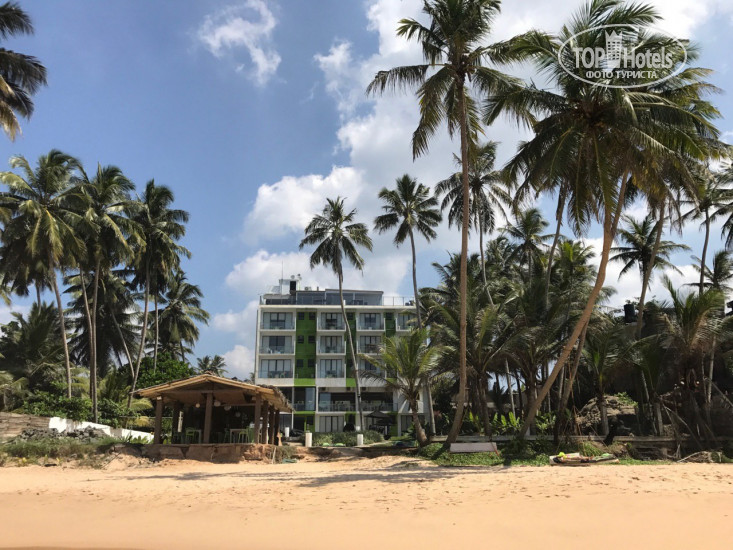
[558,24,687,89]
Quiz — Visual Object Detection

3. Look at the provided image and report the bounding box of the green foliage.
[534,412,556,435]
[312,430,384,447]
[0,436,121,461]
[137,352,192,389]
[613,392,637,407]
[491,412,520,435]
[23,391,91,421]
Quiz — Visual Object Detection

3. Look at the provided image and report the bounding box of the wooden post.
[203,392,214,444]
[153,397,163,444]
[274,409,281,446]
[261,401,270,444]
[268,407,276,445]
[253,394,262,444]
[171,402,181,442]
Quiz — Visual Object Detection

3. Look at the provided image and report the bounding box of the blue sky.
[3,0,733,378]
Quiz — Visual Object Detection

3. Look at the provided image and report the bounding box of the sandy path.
[0,457,731,549]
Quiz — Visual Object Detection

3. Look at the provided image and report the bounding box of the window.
[264,312,291,329]
[321,336,341,353]
[296,359,303,368]
[297,335,304,344]
[323,312,341,329]
[385,312,393,320]
[319,359,343,378]
[297,312,305,321]
[397,313,414,329]
[258,359,292,378]
[308,335,315,344]
[307,359,315,368]
[347,312,354,320]
[309,312,316,320]
[318,415,344,432]
[360,335,381,353]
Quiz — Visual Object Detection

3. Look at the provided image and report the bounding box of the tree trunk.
[79,269,97,422]
[478,371,492,437]
[478,210,494,306]
[636,201,665,339]
[112,313,135,379]
[129,271,150,408]
[153,295,159,373]
[699,211,710,295]
[410,398,428,447]
[553,324,588,443]
[409,227,434,436]
[505,359,515,417]
[598,390,609,436]
[49,254,72,399]
[91,261,102,423]
[520,175,629,437]
[339,273,363,431]
[544,191,565,307]
[35,283,41,306]
[445,84,470,444]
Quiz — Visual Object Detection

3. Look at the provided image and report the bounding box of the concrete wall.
[0,412,152,442]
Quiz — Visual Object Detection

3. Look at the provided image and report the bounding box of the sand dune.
[0,457,731,549]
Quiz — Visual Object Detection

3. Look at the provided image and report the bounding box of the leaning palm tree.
[436,141,510,299]
[0,151,85,397]
[360,328,441,446]
[300,197,373,430]
[487,0,720,435]
[374,174,441,328]
[128,180,190,403]
[367,0,520,443]
[0,2,47,140]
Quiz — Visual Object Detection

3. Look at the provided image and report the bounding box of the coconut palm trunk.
[49,253,72,398]
[699,209,710,295]
[153,295,159,373]
[129,271,150,407]
[505,359,516,417]
[520,176,629,437]
[445,87,470,444]
[112,313,135,379]
[90,261,102,422]
[553,324,588,444]
[410,398,428,446]
[339,273,363,430]
[79,269,98,421]
[545,192,566,306]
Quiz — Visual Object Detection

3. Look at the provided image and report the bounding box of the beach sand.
[0,455,731,549]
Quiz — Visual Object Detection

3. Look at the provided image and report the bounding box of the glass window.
[258,359,292,378]
[309,312,316,320]
[308,335,315,344]
[318,415,344,432]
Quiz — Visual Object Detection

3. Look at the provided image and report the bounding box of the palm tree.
[128,180,190,403]
[300,197,373,430]
[73,164,135,421]
[374,174,441,328]
[367,0,520,443]
[0,2,47,140]
[502,207,551,278]
[690,250,733,294]
[487,0,720,435]
[0,151,85,397]
[157,271,209,363]
[360,328,441,446]
[435,141,510,299]
[196,355,227,376]
[610,213,689,336]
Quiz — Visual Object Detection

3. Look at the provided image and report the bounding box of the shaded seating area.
[136,374,292,446]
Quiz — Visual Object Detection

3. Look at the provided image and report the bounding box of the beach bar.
[136,374,292,446]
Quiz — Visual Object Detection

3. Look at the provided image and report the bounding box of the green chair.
[184,428,201,444]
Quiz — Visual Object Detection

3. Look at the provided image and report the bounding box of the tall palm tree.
[73,164,135,421]
[300,197,373,430]
[690,250,733,294]
[435,141,510,299]
[367,0,520,443]
[128,180,190,403]
[374,174,441,328]
[0,2,47,140]
[360,328,441,446]
[196,355,227,376]
[611,213,689,337]
[487,0,720,435]
[0,151,85,397]
[502,207,551,278]
[157,271,209,363]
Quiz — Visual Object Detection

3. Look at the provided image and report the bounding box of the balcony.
[357,318,384,331]
[317,341,345,355]
[396,319,415,331]
[259,345,294,355]
[293,401,315,411]
[318,401,355,412]
[317,317,345,331]
[362,402,394,412]
[260,319,295,330]
[357,342,382,355]
[317,367,345,380]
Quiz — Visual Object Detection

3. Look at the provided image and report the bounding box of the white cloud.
[223,345,255,380]
[0,304,29,327]
[197,0,281,86]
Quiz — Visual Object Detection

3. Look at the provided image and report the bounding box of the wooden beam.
[153,397,163,444]
[203,392,214,444]
[274,410,281,446]
[268,408,277,445]
[253,394,262,444]
[171,402,181,441]
[261,401,270,444]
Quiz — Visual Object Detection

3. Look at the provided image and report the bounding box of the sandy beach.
[0,456,731,549]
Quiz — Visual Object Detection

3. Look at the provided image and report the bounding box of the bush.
[0,436,121,460]
[137,353,193,389]
[613,392,638,407]
[23,392,91,421]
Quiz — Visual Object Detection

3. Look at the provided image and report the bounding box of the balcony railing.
[259,345,294,354]
[317,342,345,354]
[317,317,345,331]
[362,402,394,412]
[293,401,315,411]
[358,342,382,354]
[260,321,295,330]
[257,371,293,379]
[396,320,415,331]
[318,401,355,412]
[317,369,345,379]
[357,319,384,331]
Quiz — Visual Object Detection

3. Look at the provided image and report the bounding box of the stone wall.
[0,412,50,440]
